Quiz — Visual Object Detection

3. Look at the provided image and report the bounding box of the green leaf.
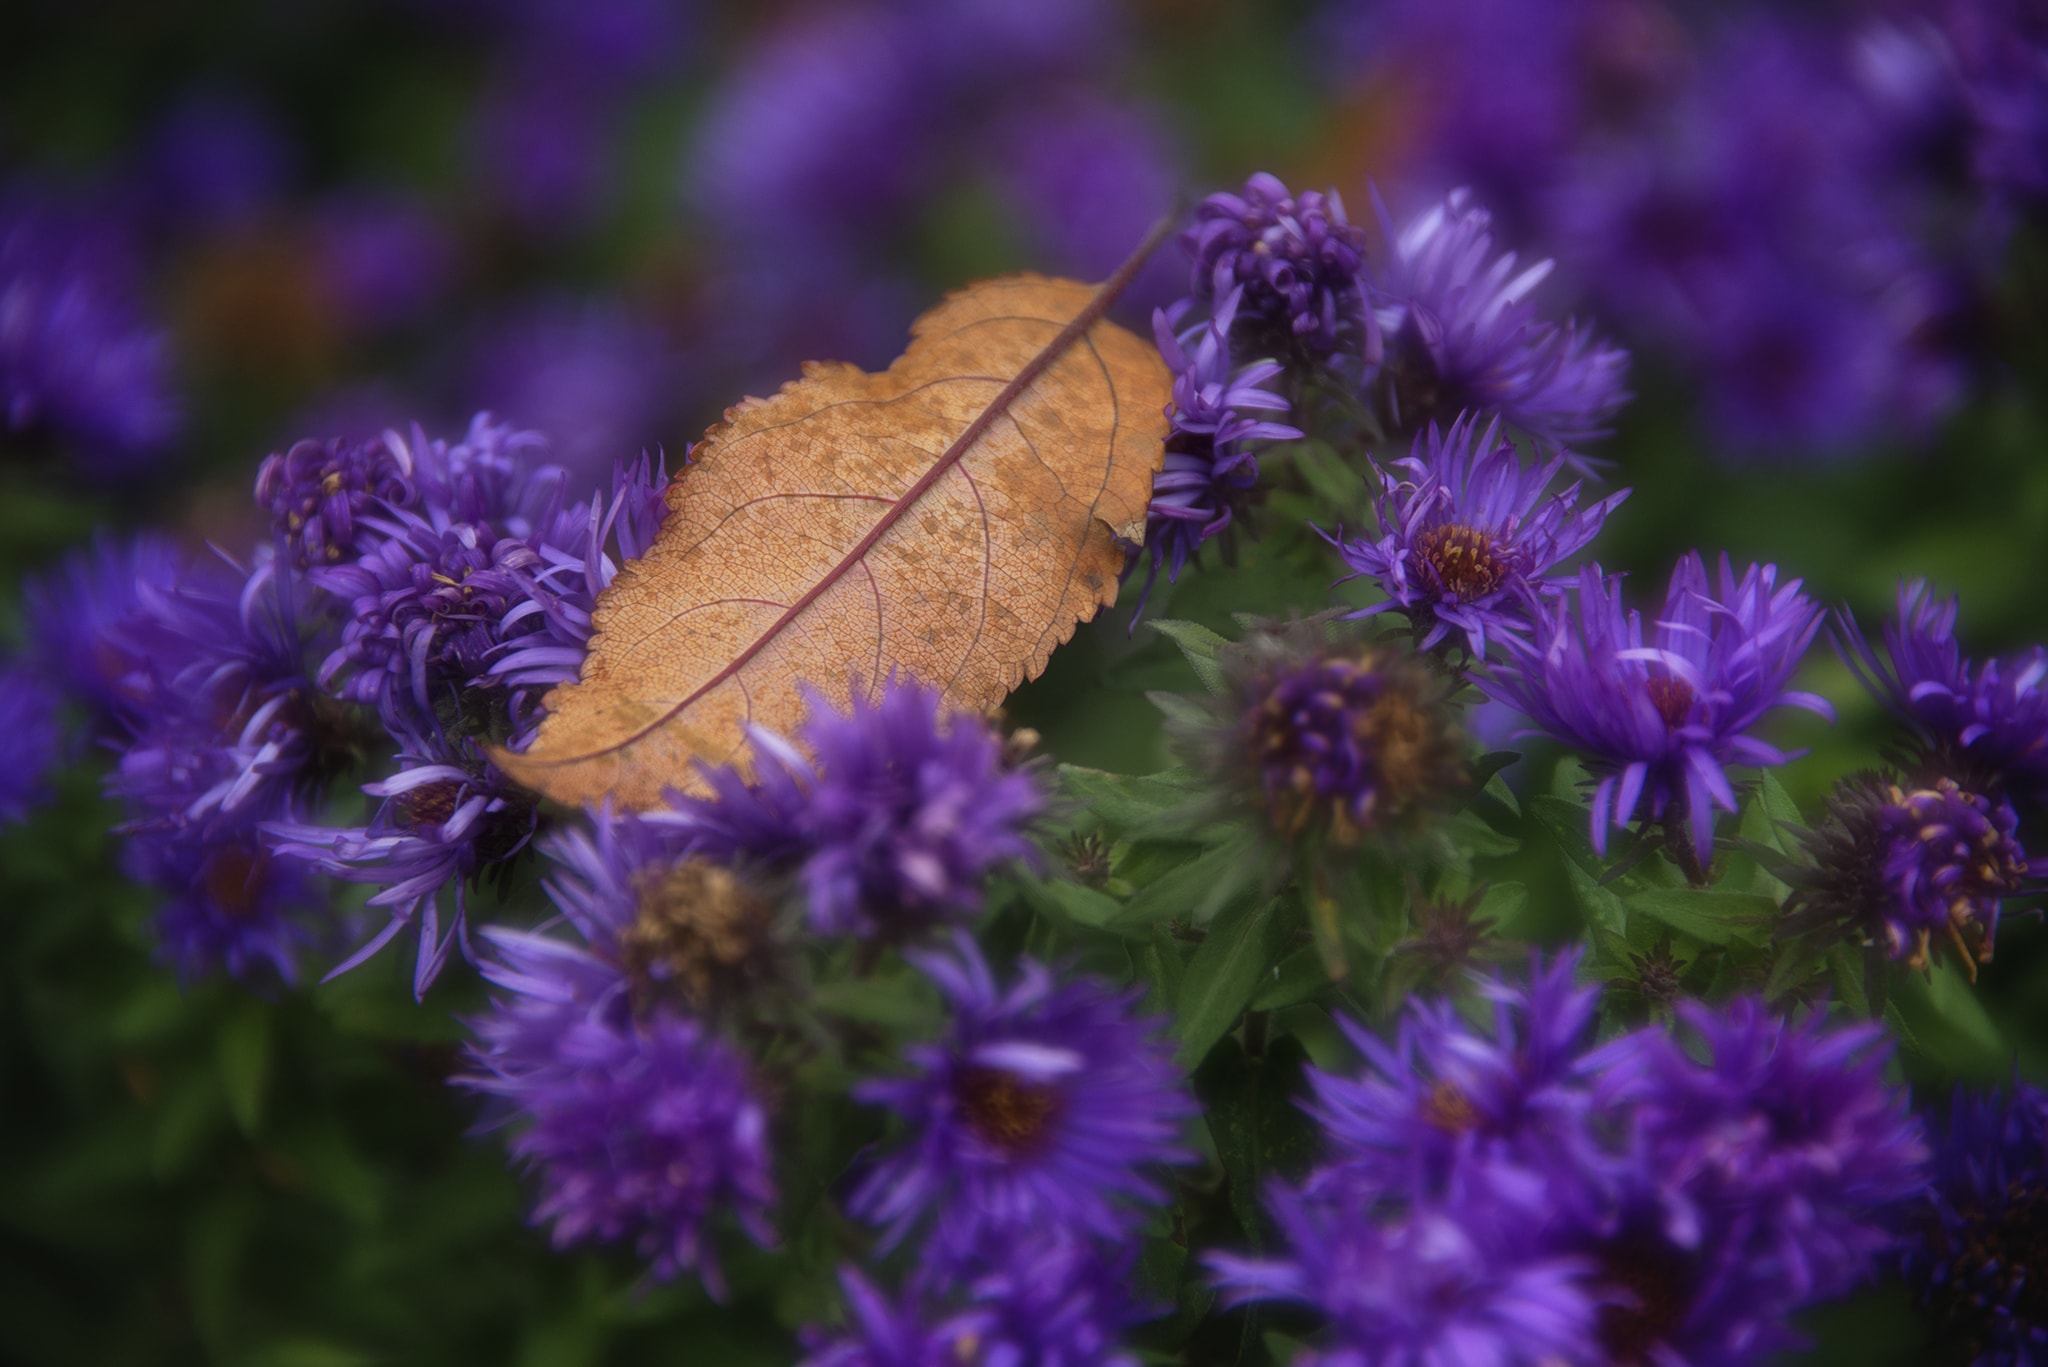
[216,999,271,1136]
[810,977,938,1032]
[1019,876,1126,932]
[1194,1034,1318,1246]
[1147,619,1233,694]
[1174,897,1296,1068]
[1250,946,1328,1012]
[1132,938,1186,1018]
[1146,688,1215,732]
[1114,833,1262,930]
[1057,764,1204,832]
[1624,889,1778,947]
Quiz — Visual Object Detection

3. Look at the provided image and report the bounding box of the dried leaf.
[497,264,1171,809]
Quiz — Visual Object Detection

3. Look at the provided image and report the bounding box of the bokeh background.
[2,0,2044,1362]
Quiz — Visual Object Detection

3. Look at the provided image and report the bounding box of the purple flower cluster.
[663,681,1043,943]
[1370,188,1630,456]
[800,934,1186,1362]
[1214,954,1930,1366]
[1839,579,2048,805]
[1903,1082,2048,1363]
[0,667,64,825]
[1326,413,1628,658]
[1185,172,1372,363]
[1133,290,1301,617]
[1484,552,1833,874]
[0,192,180,472]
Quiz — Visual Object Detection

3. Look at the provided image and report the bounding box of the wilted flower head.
[1371,188,1628,457]
[1326,413,1628,658]
[1484,553,1833,874]
[1173,620,1464,847]
[1184,171,1373,363]
[1133,289,1300,618]
[848,934,1192,1269]
[459,926,775,1294]
[1787,770,2029,977]
[1838,580,2048,804]
[1903,1083,2048,1365]
[664,681,1043,942]
[1209,1182,1598,1367]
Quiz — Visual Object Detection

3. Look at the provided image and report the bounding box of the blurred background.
[1,0,2043,1362]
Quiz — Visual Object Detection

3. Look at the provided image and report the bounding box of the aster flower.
[22,531,183,720]
[1208,1182,1598,1367]
[1169,619,1464,848]
[254,429,417,568]
[1903,1083,2048,1364]
[0,192,179,470]
[490,451,672,743]
[267,722,536,994]
[664,682,1042,942]
[1597,998,1930,1308]
[958,1234,1148,1367]
[541,804,782,1018]
[848,934,1192,1269]
[1483,553,1834,875]
[0,666,64,825]
[1184,172,1373,364]
[1304,951,1616,1225]
[1324,413,1629,658]
[1784,770,2028,979]
[1370,188,1628,457]
[126,830,316,985]
[1838,580,2048,803]
[458,925,775,1293]
[313,482,565,721]
[1131,289,1301,620]
[799,1269,987,1367]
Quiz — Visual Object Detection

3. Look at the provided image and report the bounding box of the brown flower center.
[620,860,773,1011]
[1411,522,1509,601]
[1421,1080,1480,1133]
[201,845,273,920]
[957,1067,1063,1154]
[1646,674,1695,731]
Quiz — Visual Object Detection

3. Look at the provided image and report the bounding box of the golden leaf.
[494,263,1172,810]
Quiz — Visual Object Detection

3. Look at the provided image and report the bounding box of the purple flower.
[1838,580,2048,803]
[307,415,567,720]
[1879,778,2029,972]
[308,191,456,334]
[799,1269,985,1367]
[0,666,63,824]
[22,531,182,720]
[1304,952,1615,1226]
[1131,289,1301,618]
[268,723,536,995]
[465,299,678,485]
[1209,1182,1598,1367]
[0,192,180,470]
[1219,631,1465,846]
[1483,553,1834,873]
[1598,999,1930,1308]
[848,935,1192,1269]
[1185,172,1372,363]
[991,97,1181,297]
[254,430,418,569]
[1903,1083,2048,1364]
[490,452,671,744]
[126,830,316,985]
[459,926,774,1293]
[665,682,1042,942]
[1784,770,2029,978]
[1371,188,1629,457]
[1325,413,1628,657]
